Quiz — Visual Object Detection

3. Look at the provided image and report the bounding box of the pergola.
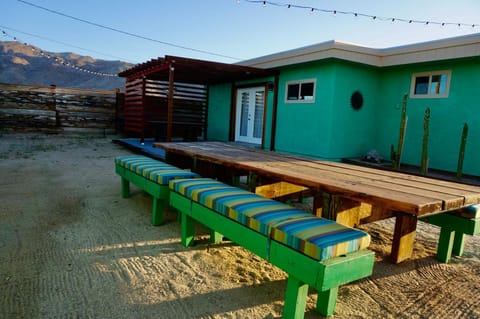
[118,55,273,142]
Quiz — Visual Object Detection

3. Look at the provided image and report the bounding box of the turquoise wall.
[207,83,232,141]
[328,61,380,159]
[274,60,379,160]
[377,57,480,176]
[274,61,336,158]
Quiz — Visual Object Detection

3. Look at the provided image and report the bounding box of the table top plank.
[251,156,480,208]
[154,141,480,216]
[205,142,480,203]
[212,142,480,198]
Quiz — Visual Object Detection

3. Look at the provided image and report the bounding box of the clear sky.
[1,0,479,65]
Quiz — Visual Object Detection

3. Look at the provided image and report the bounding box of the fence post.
[48,84,59,127]
[114,88,121,134]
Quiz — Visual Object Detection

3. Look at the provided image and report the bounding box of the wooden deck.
[154,141,480,263]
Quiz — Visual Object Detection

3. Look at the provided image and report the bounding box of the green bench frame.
[421,212,480,263]
[115,163,172,225]
[170,190,374,318]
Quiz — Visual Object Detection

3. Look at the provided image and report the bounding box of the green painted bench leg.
[282,276,308,319]
[121,177,130,198]
[436,227,455,263]
[452,232,466,257]
[181,212,195,247]
[209,229,224,244]
[316,287,339,317]
[151,197,166,226]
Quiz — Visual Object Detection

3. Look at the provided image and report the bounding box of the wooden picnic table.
[154,141,480,263]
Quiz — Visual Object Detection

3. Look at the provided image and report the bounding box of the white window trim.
[410,70,451,99]
[285,79,316,104]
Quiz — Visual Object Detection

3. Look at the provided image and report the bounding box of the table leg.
[391,213,418,263]
[315,193,370,227]
[313,194,323,217]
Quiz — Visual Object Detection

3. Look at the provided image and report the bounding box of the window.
[410,71,451,98]
[285,79,316,103]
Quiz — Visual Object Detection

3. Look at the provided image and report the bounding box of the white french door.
[235,87,265,144]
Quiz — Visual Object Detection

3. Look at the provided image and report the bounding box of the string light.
[242,0,480,29]
[0,25,134,63]
[1,29,119,77]
[18,0,242,61]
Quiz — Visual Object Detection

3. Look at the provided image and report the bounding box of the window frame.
[284,79,316,104]
[410,70,451,99]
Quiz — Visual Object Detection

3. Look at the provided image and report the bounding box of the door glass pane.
[240,92,249,136]
[253,91,264,138]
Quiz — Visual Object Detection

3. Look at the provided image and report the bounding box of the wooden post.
[457,123,468,179]
[48,84,59,127]
[203,84,209,141]
[141,77,147,143]
[114,88,121,134]
[270,74,279,151]
[167,63,175,142]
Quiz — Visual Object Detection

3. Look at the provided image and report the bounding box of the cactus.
[457,123,469,179]
[420,107,430,175]
[391,94,408,169]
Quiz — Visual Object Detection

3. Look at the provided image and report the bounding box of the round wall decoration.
[350,91,364,110]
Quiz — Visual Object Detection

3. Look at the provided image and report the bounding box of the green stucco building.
[207,33,480,177]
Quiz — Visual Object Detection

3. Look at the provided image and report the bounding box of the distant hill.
[0,41,133,91]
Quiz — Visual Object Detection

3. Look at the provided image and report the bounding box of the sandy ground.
[0,132,479,319]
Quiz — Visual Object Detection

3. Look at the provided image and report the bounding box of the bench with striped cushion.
[115,155,198,225]
[169,178,374,318]
[421,204,480,263]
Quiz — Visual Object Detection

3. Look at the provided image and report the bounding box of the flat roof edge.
[239,33,480,68]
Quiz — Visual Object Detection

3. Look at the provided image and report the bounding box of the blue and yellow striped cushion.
[270,216,371,261]
[115,155,198,184]
[455,204,480,219]
[170,178,370,261]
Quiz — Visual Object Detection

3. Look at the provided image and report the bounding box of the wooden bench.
[421,204,480,263]
[115,155,198,225]
[168,178,374,318]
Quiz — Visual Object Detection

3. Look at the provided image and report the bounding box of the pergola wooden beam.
[118,55,276,142]
[167,63,174,142]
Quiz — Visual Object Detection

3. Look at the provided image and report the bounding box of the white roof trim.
[239,33,480,69]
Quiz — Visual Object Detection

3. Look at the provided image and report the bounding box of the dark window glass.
[287,84,300,100]
[414,76,429,95]
[300,82,314,100]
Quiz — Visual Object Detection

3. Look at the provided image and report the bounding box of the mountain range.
[0,41,133,91]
